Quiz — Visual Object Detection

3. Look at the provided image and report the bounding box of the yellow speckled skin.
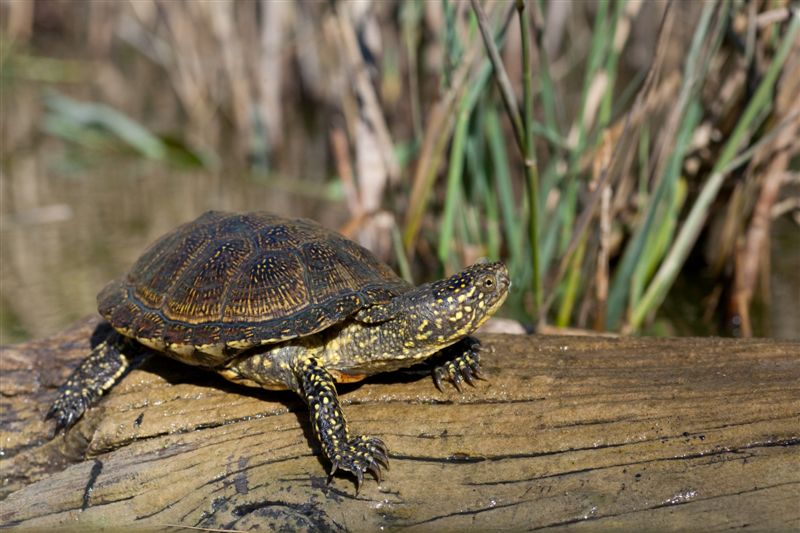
[223,262,509,388]
[49,211,510,489]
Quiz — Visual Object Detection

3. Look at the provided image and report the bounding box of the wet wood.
[1,317,798,531]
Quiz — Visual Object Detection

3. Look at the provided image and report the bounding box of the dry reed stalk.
[122,0,276,154]
[542,0,570,58]
[335,3,399,186]
[756,7,796,28]
[206,1,250,134]
[2,0,34,42]
[539,3,675,322]
[149,1,217,147]
[733,109,800,335]
[770,188,800,220]
[647,2,723,207]
[609,72,681,215]
[258,0,290,150]
[330,3,399,257]
[403,1,513,252]
[329,126,361,218]
[88,1,117,55]
[595,171,613,331]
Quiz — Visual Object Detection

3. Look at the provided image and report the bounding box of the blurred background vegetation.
[1,0,798,344]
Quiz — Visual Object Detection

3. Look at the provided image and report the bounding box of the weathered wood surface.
[1,317,798,531]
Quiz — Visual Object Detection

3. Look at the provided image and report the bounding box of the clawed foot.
[433,337,487,392]
[45,334,139,435]
[329,435,389,492]
[46,387,94,434]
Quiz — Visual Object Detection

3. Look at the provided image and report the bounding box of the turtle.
[48,210,510,488]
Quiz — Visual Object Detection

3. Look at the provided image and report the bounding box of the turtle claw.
[462,365,476,386]
[433,337,486,392]
[355,470,364,493]
[329,435,388,491]
[372,443,390,469]
[47,389,92,435]
[433,371,445,392]
[452,372,464,392]
[368,460,382,483]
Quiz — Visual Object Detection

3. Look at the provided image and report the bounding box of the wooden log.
[1,317,798,530]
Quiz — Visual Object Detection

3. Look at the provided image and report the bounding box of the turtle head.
[405,261,510,347]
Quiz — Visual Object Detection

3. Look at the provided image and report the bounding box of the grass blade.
[628,11,800,330]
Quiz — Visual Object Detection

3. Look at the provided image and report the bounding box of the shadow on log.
[1,317,798,530]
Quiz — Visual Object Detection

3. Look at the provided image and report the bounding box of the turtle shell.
[97,211,410,355]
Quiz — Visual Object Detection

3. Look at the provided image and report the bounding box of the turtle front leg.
[293,356,388,490]
[47,331,145,432]
[433,336,486,392]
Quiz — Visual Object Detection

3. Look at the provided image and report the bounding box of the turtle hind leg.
[294,356,388,491]
[47,331,145,433]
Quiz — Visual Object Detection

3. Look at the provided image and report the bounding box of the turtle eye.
[480,275,495,292]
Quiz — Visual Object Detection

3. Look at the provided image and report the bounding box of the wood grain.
[1,317,798,530]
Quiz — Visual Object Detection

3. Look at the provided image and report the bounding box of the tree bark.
[1,317,798,530]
